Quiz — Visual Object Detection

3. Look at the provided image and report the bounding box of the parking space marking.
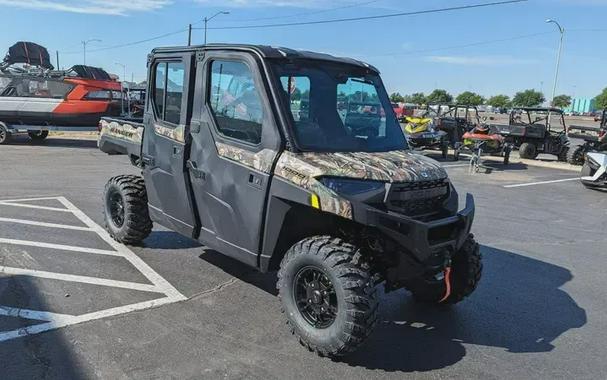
[0,267,165,293]
[0,202,71,213]
[0,217,92,231]
[0,238,122,257]
[0,196,187,343]
[503,177,580,188]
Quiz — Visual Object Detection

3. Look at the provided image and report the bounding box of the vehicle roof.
[512,107,564,113]
[151,43,379,73]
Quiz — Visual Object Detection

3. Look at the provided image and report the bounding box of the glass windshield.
[272,61,407,153]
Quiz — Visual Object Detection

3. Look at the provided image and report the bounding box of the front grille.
[387,179,449,217]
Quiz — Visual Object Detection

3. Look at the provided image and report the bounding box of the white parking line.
[0,196,187,343]
[504,177,580,188]
[0,238,122,257]
[0,217,91,231]
[0,202,71,213]
[0,266,164,293]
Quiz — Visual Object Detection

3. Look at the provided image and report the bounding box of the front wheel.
[28,130,49,141]
[566,145,585,165]
[407,234,482,304]
[103,175,153,245]
[0,123,11,145]
[277,236,378,357]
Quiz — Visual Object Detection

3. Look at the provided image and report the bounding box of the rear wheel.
[557,146,569,162]
[103,175,152,245]
[567,145,585,165]
[407,234,482,304]
[28,130,49,141]
[519,142,538,159]
[277,236,378,357]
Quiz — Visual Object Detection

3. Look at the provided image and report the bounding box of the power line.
[360,31,554,58]
[58,0,527,56]
[193,0,527,30]
[60,28,188,54]
[212,0,383,24]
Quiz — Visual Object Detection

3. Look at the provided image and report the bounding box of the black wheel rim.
[293,266,338,329]
[108,190,125,228]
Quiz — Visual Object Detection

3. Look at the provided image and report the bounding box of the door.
[142,53,198,238]
[188,52,281,266]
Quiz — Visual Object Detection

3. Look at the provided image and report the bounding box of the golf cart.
[495,107,570,161]
[567,108,607,165]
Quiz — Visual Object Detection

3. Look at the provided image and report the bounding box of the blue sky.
[0,0,605,99]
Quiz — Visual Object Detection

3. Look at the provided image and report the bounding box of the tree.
[594,88,607,110]
[407,92,426,105]
[512,89,545,107]
[455,91,485,106]
[552,94,572,109]
[426,89,453,104]
[390,92,405,103]
[487,95,511,109]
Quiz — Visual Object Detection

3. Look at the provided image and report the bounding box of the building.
[565,97,596,114]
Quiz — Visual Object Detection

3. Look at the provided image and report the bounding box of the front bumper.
[351,193,475,286]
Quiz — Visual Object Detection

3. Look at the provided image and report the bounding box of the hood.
[276,150,447,184]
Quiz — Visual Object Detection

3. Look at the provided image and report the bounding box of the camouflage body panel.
[154,123,185,143]
[274,150,447,219]
[215,142,277,174]
[99,118,143,145]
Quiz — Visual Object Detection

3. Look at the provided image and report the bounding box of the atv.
[435,104,482,148]
[495,107,569,161]
[567,108,607,165]
[403,113,451,159]
[98,44,481,358]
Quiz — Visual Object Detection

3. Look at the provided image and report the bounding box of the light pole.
[204,11,230,45]
[546,18,564,124]
[82,39,101,65]
[115,62,127,116]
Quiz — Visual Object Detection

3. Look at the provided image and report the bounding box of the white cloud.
[425,55,538,66]
[0,0,171,15]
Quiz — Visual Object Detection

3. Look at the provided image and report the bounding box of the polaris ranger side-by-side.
[98,44,481,357]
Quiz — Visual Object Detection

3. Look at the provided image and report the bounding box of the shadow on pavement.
[5,135,98,149]
[344,245,587,372]
[143,230,202,250]
[197,243,585,372]
[0,275,87,379]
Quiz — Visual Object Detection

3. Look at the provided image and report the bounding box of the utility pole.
[115,62,126,116]
[188,24,192,46]
[203,11,230,45]
[56,50,60,70]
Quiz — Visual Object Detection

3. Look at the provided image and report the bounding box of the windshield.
[272,60,407,153]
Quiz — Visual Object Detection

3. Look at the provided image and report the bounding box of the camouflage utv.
[98,44,481,358]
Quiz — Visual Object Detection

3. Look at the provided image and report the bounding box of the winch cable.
[439,267,452,303]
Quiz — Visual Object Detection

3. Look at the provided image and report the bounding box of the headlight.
[318,177,386,196]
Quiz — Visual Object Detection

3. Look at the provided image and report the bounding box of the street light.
[82,39,101,65]
[115,62,127,116]
[204,11,230,45]
[546,19,564,115]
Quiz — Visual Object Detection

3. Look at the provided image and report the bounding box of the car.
[98,44,481,358]
[580,152,607,189]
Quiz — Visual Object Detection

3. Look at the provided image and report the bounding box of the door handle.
[187,160,205,180]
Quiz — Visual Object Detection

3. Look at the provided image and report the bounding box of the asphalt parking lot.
[1,135,605,379]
